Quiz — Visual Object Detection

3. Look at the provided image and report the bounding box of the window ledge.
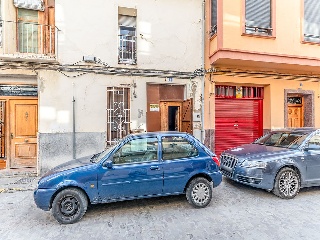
[301,40,320,46]
[241,33,276,40]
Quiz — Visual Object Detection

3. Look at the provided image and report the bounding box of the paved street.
[1,177,320,240]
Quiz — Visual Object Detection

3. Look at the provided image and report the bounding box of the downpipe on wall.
[201,0,205,143]
[72,82,76,159]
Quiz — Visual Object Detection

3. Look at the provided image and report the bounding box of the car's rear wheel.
[273,167,300,199]
[52,188,88,224]
[186,177,212,208]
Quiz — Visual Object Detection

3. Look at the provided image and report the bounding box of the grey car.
[220,128,320,199]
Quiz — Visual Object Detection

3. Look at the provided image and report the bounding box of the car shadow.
[222,177,274,197]
[223,177,320,198]
[85,195,188,219]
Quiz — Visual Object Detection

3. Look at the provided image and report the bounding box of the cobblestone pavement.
[1,176,320,240]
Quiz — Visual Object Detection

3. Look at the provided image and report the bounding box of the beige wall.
[221,0,320,58]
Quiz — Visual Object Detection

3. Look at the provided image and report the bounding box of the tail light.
[212,156,220,167]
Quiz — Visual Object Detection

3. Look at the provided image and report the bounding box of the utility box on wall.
[193,112,201,122]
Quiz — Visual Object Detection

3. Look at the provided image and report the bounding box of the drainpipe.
[201,0,205,143]
[72,82,76,159]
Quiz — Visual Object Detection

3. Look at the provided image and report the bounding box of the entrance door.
[288,106,303,128]
[10,100,38,168]
[160,102,182,131]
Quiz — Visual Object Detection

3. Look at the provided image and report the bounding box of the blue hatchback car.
[34,132,222,224]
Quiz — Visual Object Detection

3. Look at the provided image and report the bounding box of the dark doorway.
[168,106,179,131]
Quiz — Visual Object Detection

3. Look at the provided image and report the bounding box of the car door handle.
[150,166,160,170]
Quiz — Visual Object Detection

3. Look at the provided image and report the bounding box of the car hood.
[41,155,93,178]
[222,144,296,161]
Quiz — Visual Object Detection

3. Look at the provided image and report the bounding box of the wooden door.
[160,101,182,131]
[10,100,38,168]
[181,99,193,134]
[288,106,303,128]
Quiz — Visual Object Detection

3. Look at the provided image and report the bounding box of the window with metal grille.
[18,9,39,53]
[106,87,130,145]
[210,0,217,36]
[245,0,272,36]
[304,0,320,43]
[118,13,137,64]
[215,85,264,99]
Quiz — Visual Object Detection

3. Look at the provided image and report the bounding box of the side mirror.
[104,160,113,168]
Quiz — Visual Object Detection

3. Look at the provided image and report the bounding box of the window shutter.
[304,0,320,42]
[245,0,271,28]
[119,15,136,28]
[211,0,217,35]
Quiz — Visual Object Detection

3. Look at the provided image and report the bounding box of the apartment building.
[0,0,205,173]
[204,0,320,155]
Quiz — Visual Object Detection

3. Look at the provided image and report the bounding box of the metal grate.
[106,87,130,145]
[220,154,238,177]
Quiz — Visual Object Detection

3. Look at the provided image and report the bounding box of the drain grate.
[12,177,35,185]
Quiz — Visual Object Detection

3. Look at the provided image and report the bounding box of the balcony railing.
[0,20,57,60]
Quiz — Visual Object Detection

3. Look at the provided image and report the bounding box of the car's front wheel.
[52,188,88,224]
[273,167,300,199]
[186,177,212,208]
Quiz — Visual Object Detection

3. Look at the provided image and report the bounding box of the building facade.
[204,0,320,155]
[0,0,205,173]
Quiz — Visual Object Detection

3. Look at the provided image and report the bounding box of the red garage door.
[215,98,263,156]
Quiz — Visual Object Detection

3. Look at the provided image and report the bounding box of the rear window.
[161,136,198,160]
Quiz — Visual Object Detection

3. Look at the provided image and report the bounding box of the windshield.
[254,131,309,149]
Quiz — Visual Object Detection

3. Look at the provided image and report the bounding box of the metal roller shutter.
[215,98,263,156]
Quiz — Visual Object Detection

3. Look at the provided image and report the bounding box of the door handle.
[150,166,160,170]
[10,133,13,139]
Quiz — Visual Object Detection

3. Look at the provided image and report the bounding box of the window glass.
[255,131,309,149]
[307,134,320,149]
[255,132,288,146]
[275,132,309,149]
[113,137,158,164]
[304,0,320,43]
[17,9,39,53]
[210,0,217,36]
[245,0,272,36]
[118,15,136,64]
[161,136,198,160]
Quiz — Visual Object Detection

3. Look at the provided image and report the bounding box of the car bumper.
[34,188,56,211]
[209,171,223,188]
[221,166,274,190]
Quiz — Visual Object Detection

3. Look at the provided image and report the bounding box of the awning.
[13,0,44,11]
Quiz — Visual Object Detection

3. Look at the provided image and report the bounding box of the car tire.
[52,188,88,224]
[273,167,300,199]
[186,177,212,208]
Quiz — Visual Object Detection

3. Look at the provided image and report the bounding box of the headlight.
[241,160,267,168]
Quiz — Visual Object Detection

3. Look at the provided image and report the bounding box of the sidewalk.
[0,169,39,193]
